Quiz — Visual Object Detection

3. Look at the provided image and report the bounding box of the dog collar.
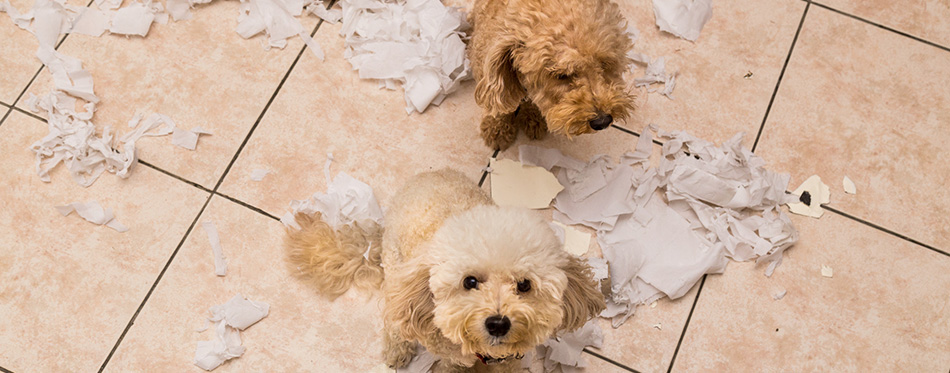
[476,352,524,365]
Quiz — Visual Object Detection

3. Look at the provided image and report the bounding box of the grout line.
[137,160,213,193]
[611,124,664,146]
[0,107,12,130]
[0,101,10,108]
[751,2,810,153]
[12,105,49,123]
[809,1,950,54]
[478,149,500,188]
[10,66,45,109]
[823,205,949,257]
[583,348,641,373]
[215,191,281,222]
[209,19,324,193]
[0,365,12,373]
[98,193,213,371]
[666,274,707,373]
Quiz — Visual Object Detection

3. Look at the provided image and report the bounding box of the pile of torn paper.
[512,125,798,327]
[338,0,471,113]
[195,294,270,371]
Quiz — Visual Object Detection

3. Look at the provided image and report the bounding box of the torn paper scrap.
[281,172,385,232]
[632,54,676,99]
[652,323,662,330]
[652,0,713,41]
[56,201,129,232]
[552,221,592,256]
[787,175,830,218]
[772,289,787,300]
[585,257,609,282]
[307,0,340,23]
[109,2,157,37]
[843,176,856,195]
[171,126,212,150]
[195,294,270,371]
[250,169,272,181]
[69,7,112,37]
[539,319,603,371]
[489,158,564,209]
[821,265,833,278]
[339,0,471,113]
[202,221,228,276]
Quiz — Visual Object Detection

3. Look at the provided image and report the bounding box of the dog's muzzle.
[476,352,525,365]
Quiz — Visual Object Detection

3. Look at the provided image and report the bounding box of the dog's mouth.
[476,352,525,365]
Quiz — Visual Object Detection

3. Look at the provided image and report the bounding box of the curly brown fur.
[470,0,636,150]
[284,212,384,299]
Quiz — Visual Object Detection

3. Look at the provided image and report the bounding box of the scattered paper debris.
[585,257,609,282]
[306,0,340,23]
[652,0,713,41]
[281,171,385,231]
[55,201,129,232]
[202,221,228,276]
[520,126,798,327]
[489,158,564,209]
[631,54,676,99]
[537,319,603,372]
[171,126,212,150]
[250,169,272,181]
[787,175,830,218]
[843,176,856,195]
[821,265,833,278]
[194,294,269,371]
[339,0,471,113]
[109,2,157,37]
[772,289,786,300]
[650,301,657,308]
[551,221,592,256]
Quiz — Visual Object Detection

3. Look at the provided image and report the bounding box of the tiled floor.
[1,0,948,372]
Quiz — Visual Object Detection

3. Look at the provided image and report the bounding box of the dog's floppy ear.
[474,34,525,116]
[383,259,436,341]
[558,255,606,332]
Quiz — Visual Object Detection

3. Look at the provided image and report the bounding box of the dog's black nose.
[485,315,511,337]
[589,113,612,130]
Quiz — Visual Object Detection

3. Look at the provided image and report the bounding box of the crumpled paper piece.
[536,319,603,372]
[652,0,713,41]
[195,294,269,371]
[787,175,830,218]
[843,175,856,195]
[56,201,129,232]
[490,157,564,209]
[171,126,212,150]
[820,265,833,278]
[339,0,471,113]
[235,0,324,59]
[202,221,228,276]
[631,53,676,99]
[280,169,385,231]
[520,126,798,327]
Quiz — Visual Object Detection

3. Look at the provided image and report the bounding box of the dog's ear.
[383,260,436,341]
[474,34,525,116]
[558,255,606,332]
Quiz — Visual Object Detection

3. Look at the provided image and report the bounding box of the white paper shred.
[490,158,564,209]
[280,171,385,231]
[56,201,129,232]
[585,257,609,282]
[787,175,830,218]
[69,7,112,37]
[552,221,591,256]
[538,320,603,372]
[632,54,676,99]
[171,126,212,150]
[306,0,340,23]
[339,0,471,113]
[195,294,270,371]
[652,0,713,41]
[772,289,787,300]
[843,176,856,195]
[250,169,272,181]
[202,221,228,276]
[109,2,156,36]
[519,126,798,327]
[821,265,833,278]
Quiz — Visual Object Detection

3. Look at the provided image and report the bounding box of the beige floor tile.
[818,0,950,48]
[0,110,209,371]
[17,1,319,188]
[217,21,492,216]
[0,0,50,104]
[755,6,950,249]
[104,196,385,371]
[615,0,806,146]
[671,213,950,372]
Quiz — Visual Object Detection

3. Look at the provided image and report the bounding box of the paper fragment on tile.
[202,221,228,276]
[171,126,212,150]
[281,171,385,232]
[650,301,657,308]
[539,320,602,371]
[632,54,676,99]
[772,289,787,300]
[109,2,156,36]
[552,221,591,256]
[56,201,129,232]
[250,169,272,181]
[585,257,609,282]
[339,0,471,113]
[489,158,564,209]
[69,7,112,36]
[652,0,713,41]
[652,323,662,330]
[195,294,269,371]
[843,176,856,195]
[787,175,830,218]
[821,265,833,278]
[306,0,340,23]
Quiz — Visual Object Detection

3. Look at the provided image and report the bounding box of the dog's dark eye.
[517,279,531,293]
[556,73,571,81]
[463,276,479,290]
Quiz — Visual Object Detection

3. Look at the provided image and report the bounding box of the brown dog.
[469,0,636,150]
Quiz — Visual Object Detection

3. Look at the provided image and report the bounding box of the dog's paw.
[514,102,547,141]
[383,340,416,369]
[480,113,518,151]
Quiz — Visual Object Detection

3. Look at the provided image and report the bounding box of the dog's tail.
[284,212,384,299]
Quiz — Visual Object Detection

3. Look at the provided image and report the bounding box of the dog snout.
[485,315,511,337]
[589,113,612,131]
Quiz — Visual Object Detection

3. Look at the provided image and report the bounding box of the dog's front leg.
[479,111,519,151]
[382,321,416,369]
[513,100,546,141]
